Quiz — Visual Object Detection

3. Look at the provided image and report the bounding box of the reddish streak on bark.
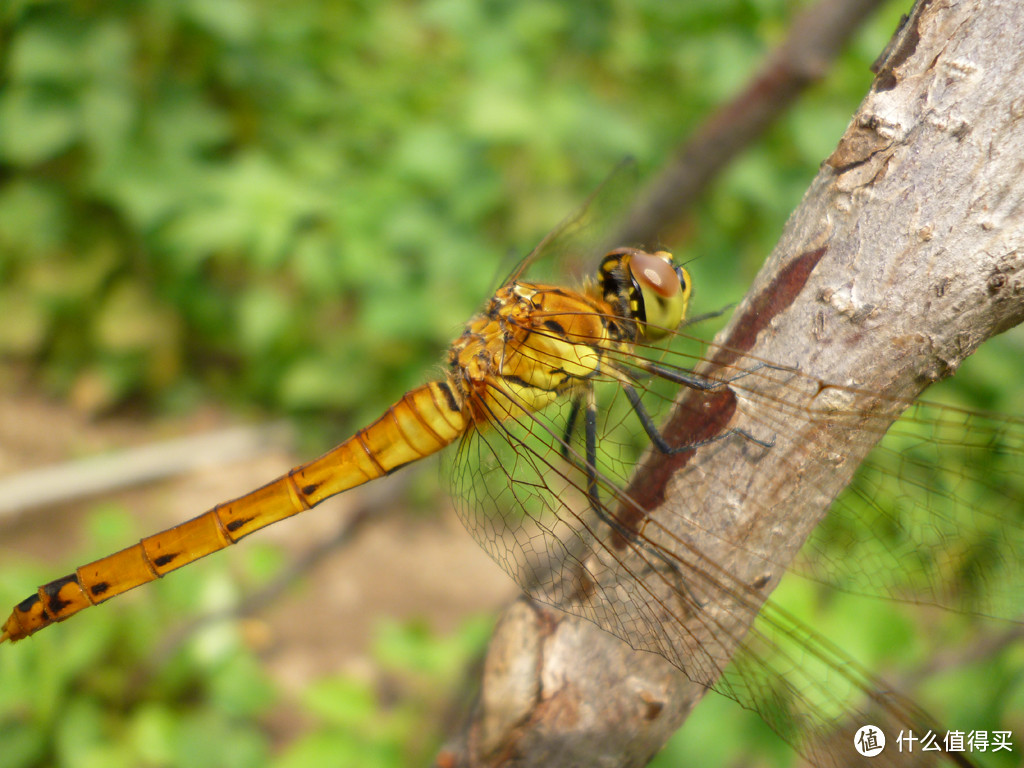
[618,246,828,528]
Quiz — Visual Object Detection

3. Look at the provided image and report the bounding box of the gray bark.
[438,1,1024,766]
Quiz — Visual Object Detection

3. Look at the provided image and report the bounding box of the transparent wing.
[499,158,641,289]
[614,322,1024,620]
[444,301,1023,766]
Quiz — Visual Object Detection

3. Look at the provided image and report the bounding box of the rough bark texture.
[438,1,1024,766]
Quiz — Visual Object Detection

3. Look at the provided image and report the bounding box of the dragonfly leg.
[641,360,777,392]
[560,396,583,462]
[581,387,691,588]
[623,383,774,453]
[583,387,600,505]
[680,302,734,326]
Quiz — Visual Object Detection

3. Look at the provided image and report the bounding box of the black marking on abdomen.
[385,460,411,476]
[153,553,177,568]
[301,483,318,496]
[90,582,110,597]
[17,593,41,613]
[226,518,253,532]
[43,574,79,614]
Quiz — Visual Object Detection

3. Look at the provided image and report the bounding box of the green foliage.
[0,0,899,428]
[274,618,491,768]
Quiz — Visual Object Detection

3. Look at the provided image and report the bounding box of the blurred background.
[0,1,1021,767]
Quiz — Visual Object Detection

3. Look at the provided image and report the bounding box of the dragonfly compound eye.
[630,250,691,339]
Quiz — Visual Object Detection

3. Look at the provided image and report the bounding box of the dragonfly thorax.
[448,279,627,424]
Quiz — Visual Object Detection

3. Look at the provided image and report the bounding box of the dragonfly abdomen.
[1,381,468,642]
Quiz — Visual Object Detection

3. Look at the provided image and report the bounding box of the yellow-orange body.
[2,275,639,642]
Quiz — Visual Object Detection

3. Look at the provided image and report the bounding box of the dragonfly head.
[600,248,691,340]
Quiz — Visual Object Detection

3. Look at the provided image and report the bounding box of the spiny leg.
[619,358,778,447]
[622,382,774,454]
[639,359,779,393]
[579,385,686,585]
[681,303,734,326]
[560,396,583,462]
[584,387,599,504]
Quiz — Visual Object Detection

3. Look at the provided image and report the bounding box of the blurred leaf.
[129,704,177,765]
[7,22,84,80]
[392,124,468,186]
[301,678,377,726]
[172,711,269,768]
[0,179,67,252]
[278,354,369,411]
[182,0,258,43]
[0,290,47,353]
[0,86,78,163]
[54,697,106,768]
[0,720,48,768]
[209,654,276,718]
[464,80,537,142]
[93,280,175,352]
[236,284,292,352]
[274,730,401,768]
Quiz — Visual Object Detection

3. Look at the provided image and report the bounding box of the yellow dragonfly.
[3,167,1021,766]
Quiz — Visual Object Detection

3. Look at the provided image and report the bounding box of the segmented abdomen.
[1,381,467,642]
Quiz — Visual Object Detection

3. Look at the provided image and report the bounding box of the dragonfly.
[3,166,1022,767]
